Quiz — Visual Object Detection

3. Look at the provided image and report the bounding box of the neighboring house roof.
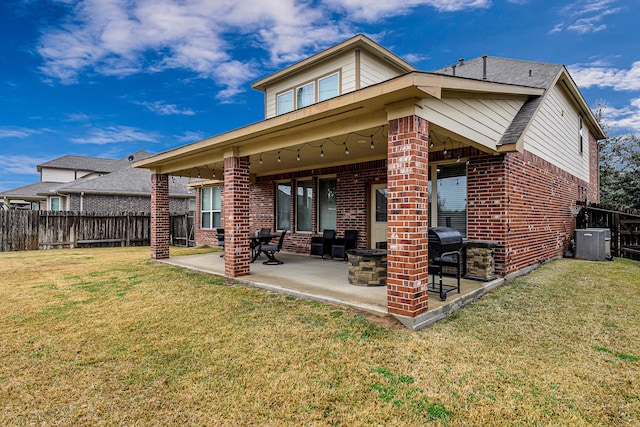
[48,166,194,198]
[37,155,118,173]
[99,150,152,173]
[0,181,63,201]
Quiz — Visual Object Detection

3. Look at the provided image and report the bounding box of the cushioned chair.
[331,230,358,261]
[260,230,287,265]
[310,229,335,259]
[216,228,224,258]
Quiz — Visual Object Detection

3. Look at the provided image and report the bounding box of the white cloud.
[552,0,622,34]
[0,126,49,139]
[176,131,206,144]
[599,98,640,132]
[0,155,48,175]
[70,125,158,145]
[323,0,490,21]
[136,101,196,116]
[36,0,490,100]
[568,61,640,91]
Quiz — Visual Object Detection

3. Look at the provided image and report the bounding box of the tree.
[593,102,640,209]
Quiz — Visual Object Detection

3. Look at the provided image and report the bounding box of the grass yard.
[1,247,638,426]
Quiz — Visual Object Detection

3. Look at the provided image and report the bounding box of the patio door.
[370,183,387,249]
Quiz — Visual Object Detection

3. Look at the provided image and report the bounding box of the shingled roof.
[0,181,64,200]
[36,155,117,173]
[432,56,566,147]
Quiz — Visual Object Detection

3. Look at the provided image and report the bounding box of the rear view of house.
[135,35,604,329]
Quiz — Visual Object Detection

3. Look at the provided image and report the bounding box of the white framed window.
[296,179,313,232]
[277,90,293,115]
[276,182,291,231]
[318,72,339,102]
[49,196,62,211]
[317,177,336,232]
[201,187,221,229]
[275,71,341,116]
[430,163,467,237]
[189,199,196,212]
[296,82,315,109]
[579,114,584,154]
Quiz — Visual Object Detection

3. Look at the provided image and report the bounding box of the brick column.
[151,173,170,260]
[223,155,251,277]
[386,115,430,326]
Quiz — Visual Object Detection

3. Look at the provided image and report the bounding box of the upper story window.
[276,71,340,115]
[296,82,315,109]
[277,91,293,115]
[579,115,584,154]
[319,73,339,101]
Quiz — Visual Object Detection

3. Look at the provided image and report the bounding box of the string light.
[370,135,375,150]
[259,154,263,164]
[320,146,324,157]
[344,143,349,155]
[277,150,281,162]
[297,149,301,161]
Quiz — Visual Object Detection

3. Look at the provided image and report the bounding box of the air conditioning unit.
[575,228,611,261]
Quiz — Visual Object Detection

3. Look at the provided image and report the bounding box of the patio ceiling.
[134,72,544,179]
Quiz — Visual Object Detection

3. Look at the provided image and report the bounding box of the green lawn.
[1,247,638,426]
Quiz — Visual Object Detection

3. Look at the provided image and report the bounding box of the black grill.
[428,227,463,301]
[428,227,463,259]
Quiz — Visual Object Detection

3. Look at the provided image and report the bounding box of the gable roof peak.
[251,34,416,92]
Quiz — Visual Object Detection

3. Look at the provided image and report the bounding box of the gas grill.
[428,227,464,301]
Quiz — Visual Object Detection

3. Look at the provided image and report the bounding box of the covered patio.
[159,250,504,326]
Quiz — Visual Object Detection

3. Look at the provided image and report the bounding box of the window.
[276,182,291,231]
[296,180,313,232]
[50,196,61,211]
[201,187,221,229]
[276,71,341,115]
[436,163,467,237]
[318,73,339,101]
[318,177,336,232]
[277,90,293,115]
[188,199,196,212]
[579,115,584,153]
[296,82,315,109]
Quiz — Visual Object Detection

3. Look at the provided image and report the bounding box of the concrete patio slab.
[159,250,504,324]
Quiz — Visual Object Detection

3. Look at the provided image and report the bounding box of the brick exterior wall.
[468,150,593,276]
[150,174,170,259]
[68,193,190,212]
[386,115,430,318]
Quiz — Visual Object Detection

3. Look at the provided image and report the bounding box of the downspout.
[80,192,84,212]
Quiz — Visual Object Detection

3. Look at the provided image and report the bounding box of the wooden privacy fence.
[588,204,640,260]
[0,211,194,252]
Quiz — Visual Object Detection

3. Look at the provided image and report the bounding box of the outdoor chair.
[309,229,335,259]
[331,229,358,261]
[216,228,225,258]
[260,230,287,265]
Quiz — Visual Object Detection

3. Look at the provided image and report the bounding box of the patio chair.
[260,230,287,265]
[309,229,335,259]
[216,228,224,258]
[331,229,358,261]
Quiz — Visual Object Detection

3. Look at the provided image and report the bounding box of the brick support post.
[223,155,251,277]
[386,115,430,325]
[151,173,170,260]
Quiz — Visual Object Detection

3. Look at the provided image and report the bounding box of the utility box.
[575,228,611,261]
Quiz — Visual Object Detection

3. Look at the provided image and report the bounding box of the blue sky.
[1,0,639,192]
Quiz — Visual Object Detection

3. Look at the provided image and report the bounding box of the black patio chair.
[331,229,358,261]
[216,228,224,258]
[260,230,287,265]
[310,229,335,259]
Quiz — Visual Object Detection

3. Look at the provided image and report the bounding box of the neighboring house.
[1,151,195,212]
[135,34,604,329]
